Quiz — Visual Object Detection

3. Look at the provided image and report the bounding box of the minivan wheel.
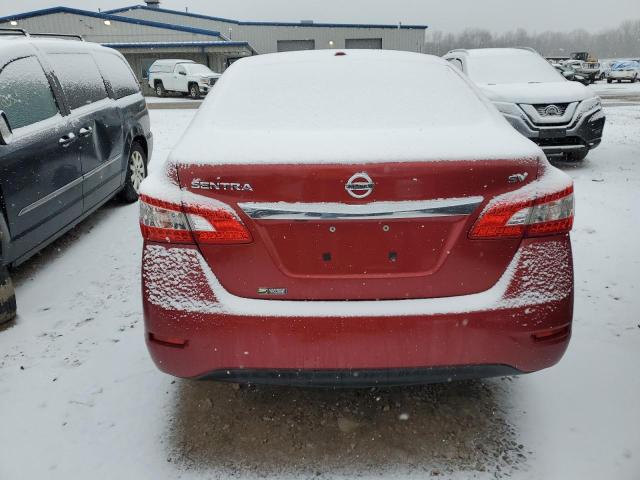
[120,143,147,203]
[189,84,200,99]
[155,82,165,97]
[0,265,16,325]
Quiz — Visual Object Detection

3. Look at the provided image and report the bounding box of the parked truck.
[148,59,221,98]
[566,52,601,84]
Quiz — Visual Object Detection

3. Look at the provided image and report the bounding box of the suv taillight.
[139,194,252,244]
[470,185,574,239]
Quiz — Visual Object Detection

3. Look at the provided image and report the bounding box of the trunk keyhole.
[322,252,332,262]
[389,251,398,262]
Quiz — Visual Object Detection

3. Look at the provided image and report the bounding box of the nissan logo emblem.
[542,105,562,117]
[345,172,374,199]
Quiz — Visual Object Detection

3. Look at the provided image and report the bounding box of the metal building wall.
[112,8,426,54]
[234,24,425,53]
[0,12,222,43]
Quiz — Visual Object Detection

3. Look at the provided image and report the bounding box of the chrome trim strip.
[239,197,484,221]
[83,154,122,180]
[18,155,122,217]
[18,177,83,217]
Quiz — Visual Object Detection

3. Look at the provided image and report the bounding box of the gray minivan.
[0,30,153,323]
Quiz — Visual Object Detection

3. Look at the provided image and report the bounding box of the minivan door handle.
[79,126,93,138]
[58,132,77,147]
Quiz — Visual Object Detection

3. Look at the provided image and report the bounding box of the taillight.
[139,194,252,244]
[470,185,574,239]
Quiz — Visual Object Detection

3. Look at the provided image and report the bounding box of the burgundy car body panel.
[177,160,540,301]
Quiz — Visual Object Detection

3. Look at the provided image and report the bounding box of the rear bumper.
[608,72,637,80]
[199,365,525,387]
[142,236,574,383]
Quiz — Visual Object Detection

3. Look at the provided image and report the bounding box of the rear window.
[0,56,59,130]
[209,56,490,130]
[466,51,563,85]
[49,53,108,110]
[93,52,140,99]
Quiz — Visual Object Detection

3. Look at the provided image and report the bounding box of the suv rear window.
[0,56,59,130]
[93,52,140,99]
[49,53,108,110]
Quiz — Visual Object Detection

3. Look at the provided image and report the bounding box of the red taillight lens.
[470,185,574,239]
[139,195,194,243]
[139,195,252,244]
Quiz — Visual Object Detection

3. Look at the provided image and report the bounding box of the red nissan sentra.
[139,50,574,386]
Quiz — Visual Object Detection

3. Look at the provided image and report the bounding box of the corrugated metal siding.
[0,12,221,43]
[235,25,425,54]
[114,9,426,54]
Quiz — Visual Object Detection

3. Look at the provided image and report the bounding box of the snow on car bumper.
[608,72,637,80]
[142,236,573,381]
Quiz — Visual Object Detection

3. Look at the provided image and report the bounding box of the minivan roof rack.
[30,33,85,41]
[0,27,29,36]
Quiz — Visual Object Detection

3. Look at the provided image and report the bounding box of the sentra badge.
[191,178,253,192]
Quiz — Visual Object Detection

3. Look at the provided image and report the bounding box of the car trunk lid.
[177,158,540,301]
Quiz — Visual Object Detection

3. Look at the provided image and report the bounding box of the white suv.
[444,48,605,162]
[148,59,221,98]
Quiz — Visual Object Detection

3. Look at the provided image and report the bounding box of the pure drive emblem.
[345,172,375,199]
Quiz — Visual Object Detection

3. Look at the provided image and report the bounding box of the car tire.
[155,82,166,97]
[607,79,612,84]
[120,142,147,203]
[189,83,200,99]
[568,150,589,162]
[0,265,16,325]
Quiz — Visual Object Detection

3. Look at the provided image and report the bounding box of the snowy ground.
[145,96,203,110]
[1,97,639,479]
[590,81,640,106]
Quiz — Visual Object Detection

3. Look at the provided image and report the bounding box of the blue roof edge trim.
[105,5,429,30]
[0,6,223,37]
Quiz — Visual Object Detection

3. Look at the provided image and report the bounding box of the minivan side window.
[93,52,140,99]
[48,53,108,110]
[0,56,59,130]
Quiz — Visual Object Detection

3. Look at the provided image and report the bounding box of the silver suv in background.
[444,48,605,162]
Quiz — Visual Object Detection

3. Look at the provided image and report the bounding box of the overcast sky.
[1,0,638,34]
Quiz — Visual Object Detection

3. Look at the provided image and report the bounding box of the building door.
[345,38,383,49]
[277,40,316,52]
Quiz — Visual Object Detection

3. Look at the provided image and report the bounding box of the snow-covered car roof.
[170,49,542,165]
[612,61,639,70]
[459,48,538,58]
[0,35,108,53]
